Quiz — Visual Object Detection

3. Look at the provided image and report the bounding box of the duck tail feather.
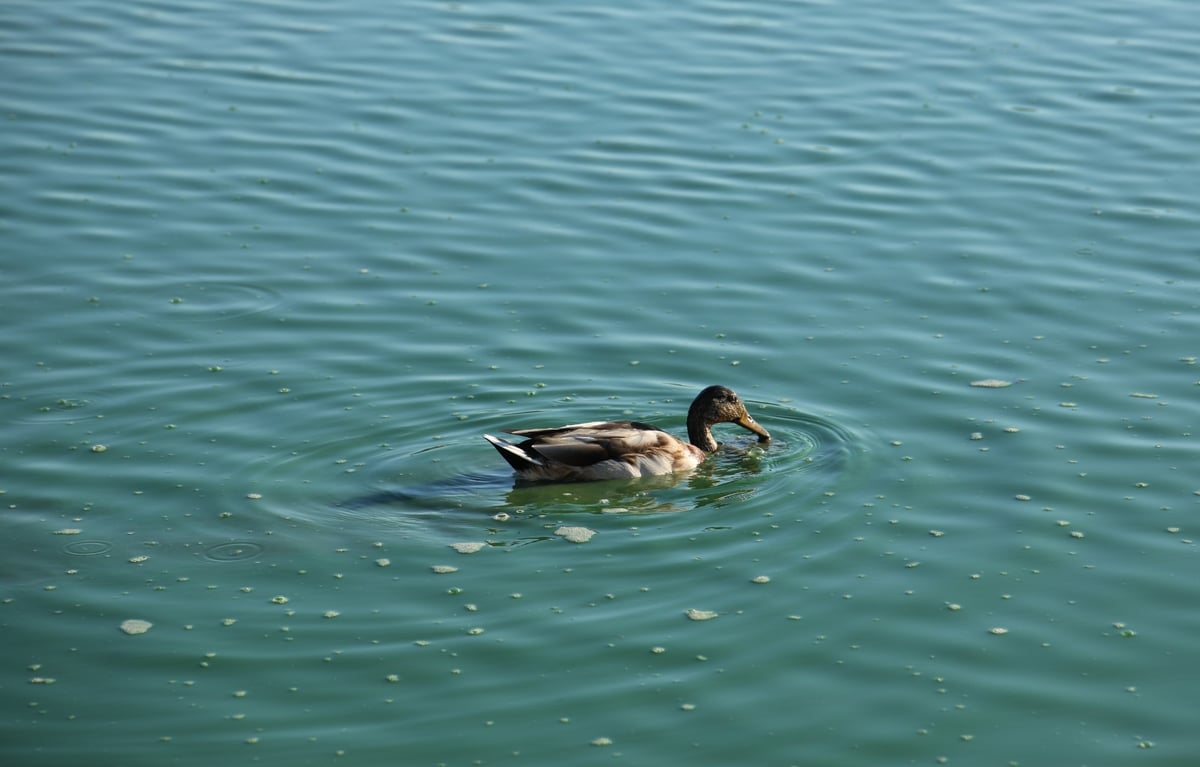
[483,434,544,471]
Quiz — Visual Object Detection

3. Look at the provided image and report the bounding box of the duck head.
[686,385,771,453]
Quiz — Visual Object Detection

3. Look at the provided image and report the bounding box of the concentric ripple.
[152,280,283,322]
[228,396,868,543]
[61,539,114,556]
[202,540,266,562]
[7,393,106,424]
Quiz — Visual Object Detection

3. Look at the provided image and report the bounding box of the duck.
[482,385,770,482]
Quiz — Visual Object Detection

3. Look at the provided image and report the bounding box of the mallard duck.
[482,385,770,482]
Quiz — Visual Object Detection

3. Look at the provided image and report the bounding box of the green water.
[4,0,1198,765]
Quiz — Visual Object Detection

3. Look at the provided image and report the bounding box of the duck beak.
[737,412,771,443]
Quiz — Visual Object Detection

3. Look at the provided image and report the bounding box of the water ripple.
[61,539,113,556]
[8,393,105,424]
[202,540,265,562]
[146,280,284,322]
[226,385,869,548]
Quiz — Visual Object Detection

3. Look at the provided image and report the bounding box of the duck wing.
[486,421,702,481]
[504,420,661,440]
[505,421,665,468]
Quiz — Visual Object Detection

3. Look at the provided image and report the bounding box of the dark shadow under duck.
[483,385,770,482]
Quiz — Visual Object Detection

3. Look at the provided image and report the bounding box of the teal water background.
[3,1,1198,765]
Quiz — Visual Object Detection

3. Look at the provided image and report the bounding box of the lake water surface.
[3,1,1198,765]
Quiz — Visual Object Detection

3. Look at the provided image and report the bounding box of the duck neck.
[687,415,720,453]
